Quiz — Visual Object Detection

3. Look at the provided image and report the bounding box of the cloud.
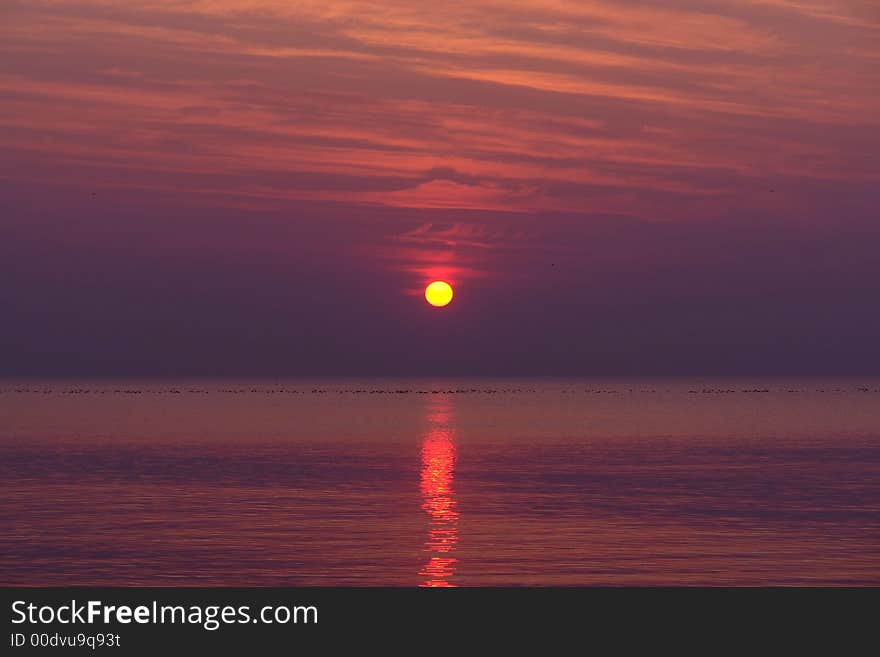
[368,179,543,211]
[0,0,877,221]
[395,220,530,249]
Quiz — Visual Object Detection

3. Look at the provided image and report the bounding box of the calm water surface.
[2,378,879,585]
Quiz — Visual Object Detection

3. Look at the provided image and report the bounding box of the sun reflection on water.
[419,397,459,587]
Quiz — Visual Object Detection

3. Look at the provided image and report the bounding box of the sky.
[1,0,878,376]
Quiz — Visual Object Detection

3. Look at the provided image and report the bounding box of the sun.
[425,280,454,307]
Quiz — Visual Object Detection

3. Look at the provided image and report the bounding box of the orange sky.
[3,0,878,217]
[1,1,879,375]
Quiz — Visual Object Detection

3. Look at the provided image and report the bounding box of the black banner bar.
[1,587,873,652]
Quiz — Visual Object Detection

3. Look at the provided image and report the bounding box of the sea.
[2,378,879,586]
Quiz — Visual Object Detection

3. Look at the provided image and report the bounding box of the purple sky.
[1,1,878,375]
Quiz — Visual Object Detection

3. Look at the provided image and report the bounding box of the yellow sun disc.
[425,281,454,307]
